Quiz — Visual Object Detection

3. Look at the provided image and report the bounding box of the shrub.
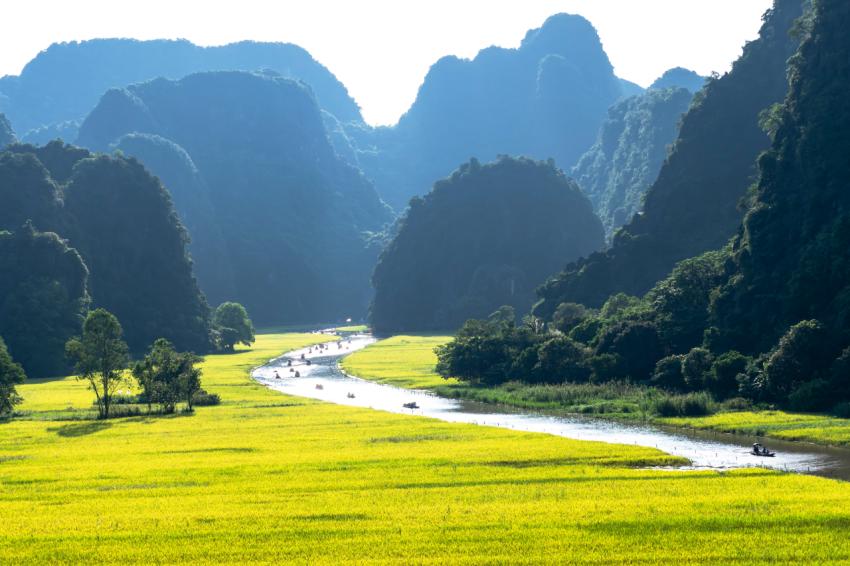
[681,348,713,390]
[705,351,750,398]
[192,389,221,406]
[652,392,715,417]
[833,402,850,419]
[721,397,753,412]
[651,356,686,391]
[788,379,833,412]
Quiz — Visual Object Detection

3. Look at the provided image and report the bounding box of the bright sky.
[2,0,773,125]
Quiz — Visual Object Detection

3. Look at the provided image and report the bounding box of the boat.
[751,443,775,457]
[403,402,419,409]
[347,392,355,399]
[295,371,300,377]
[315,384,324,390]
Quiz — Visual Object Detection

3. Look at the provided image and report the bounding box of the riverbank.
[6,331,850,563]
[341,334,850,449]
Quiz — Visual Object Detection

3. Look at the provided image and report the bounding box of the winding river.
[252,332,850,481]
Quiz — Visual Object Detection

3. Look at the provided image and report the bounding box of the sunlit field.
[659,411,850,447]
[2,332,850,564]
[340,334,454,388]
[335,325,369,332]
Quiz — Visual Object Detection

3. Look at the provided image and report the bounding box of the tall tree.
[0,336,26,415]
[65,309,130,418]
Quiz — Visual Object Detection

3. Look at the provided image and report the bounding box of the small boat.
[347,392,355,399]
[315,384,324,390]
[289,368,294,373]
[295,371,301,377]
[751,443,775,457]
[301,354,305,360]
[403,402,419,409]
[274,372,281,380]
[287,360,292,367]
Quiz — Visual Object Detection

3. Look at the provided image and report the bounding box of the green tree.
[706,352,750,398]
[651,356,686,392]
[489,305,516,328]
[0,336,26,415]
[534,336,591,383]
[213,303,255,350]
[65,309,130,418]
[132,339,204,413]
[551,303,592,334]
[682,348,713,391]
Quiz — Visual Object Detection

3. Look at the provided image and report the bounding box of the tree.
[706,352,750,398]
[651,356,686,392]
[682,348,713,391]
[65,309,130,418]
[489,306,516,328]
[534,336,591,383]
[0,336,26,415]
[132,339,204,413]
[213,303,255,350]
[551,303,592,334]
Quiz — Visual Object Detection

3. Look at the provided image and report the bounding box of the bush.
[705,351,750,398]
[651,356,686,391]
[788,379,834,412]
[653,392,715,417]
[192,389,221,406]
[833,402,850,419]
[721,397,753,412]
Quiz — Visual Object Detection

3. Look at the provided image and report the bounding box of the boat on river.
[751,443,775,457]
[403,402,419,409]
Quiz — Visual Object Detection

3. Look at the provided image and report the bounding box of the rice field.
[335,325,369,332]
[658,411,850,447]
[339,334,454,388]
[2,332,850,564]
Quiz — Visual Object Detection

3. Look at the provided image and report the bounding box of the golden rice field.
[335,325,369,332]
[340,334,453,388]
[2,332,850,564]
[659,411,850,447]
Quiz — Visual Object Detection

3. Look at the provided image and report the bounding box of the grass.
[2,332,850,563]
[335,325,369,332]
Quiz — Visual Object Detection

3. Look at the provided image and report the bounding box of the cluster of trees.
[0,110,15,147]
[75,70,393,324]
[532,0,806,316]
[438,0,850,414]
[0,142,213,376]
[370,156,604,332]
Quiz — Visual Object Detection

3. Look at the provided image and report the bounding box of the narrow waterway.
[253,332,850,481]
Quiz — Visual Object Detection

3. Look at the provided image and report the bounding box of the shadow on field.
[49,421,113,437]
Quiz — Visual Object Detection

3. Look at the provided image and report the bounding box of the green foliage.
[705,352,750,398]
[573,86,694,240]
[213,303,255,350]
[651,356,686,392]
[648,67,706,92]
[588,353,628,383]
[132,338,204,413]
[652,392,715,417]
[65,309,131,418]
[488,306,516,328]
[0,110,16,147]
[0,336,26,415]
[371,156,604,332]
[568,318,605,346]
[1,142,213,354]
[533,336,591,384]
[551,303,593,334]
[532,0,805,316]
[595,321,663,381]
[681,348,713,391]
[0,221,89,377]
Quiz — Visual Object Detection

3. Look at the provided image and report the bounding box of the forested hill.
[707,0,850,355]
[0,143,213,374]
[340,13,631,212]
[0,38,362,136]
[0,110,16,147]
[370,156,604,332]
[76,70,393,324]
[572,86,694,240]
[533,0,806,318]
[649,67,706,92]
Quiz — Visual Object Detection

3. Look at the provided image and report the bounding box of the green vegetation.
[0,221,90,377]
[0,38,362,137]
[3,331,850,563]
[0,336,26,414]
[212,302,255,350]
[573,87,694,240]
[65,309,131,419]
[340,334,455,388]
[76,70,392,324]
[131,338,204,412]
[0,142,213,358]
[533,0,806,315]
[371,156,604,332]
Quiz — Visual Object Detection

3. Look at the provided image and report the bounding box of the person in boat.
[753,443,760,455]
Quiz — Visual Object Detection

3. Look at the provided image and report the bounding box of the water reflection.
[253,333,850,481]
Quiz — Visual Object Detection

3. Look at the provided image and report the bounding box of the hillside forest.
[2,0,849,418]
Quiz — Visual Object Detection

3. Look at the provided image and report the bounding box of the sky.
[1,0,774,125]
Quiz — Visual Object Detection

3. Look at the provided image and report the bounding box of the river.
[252,332,850,481]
